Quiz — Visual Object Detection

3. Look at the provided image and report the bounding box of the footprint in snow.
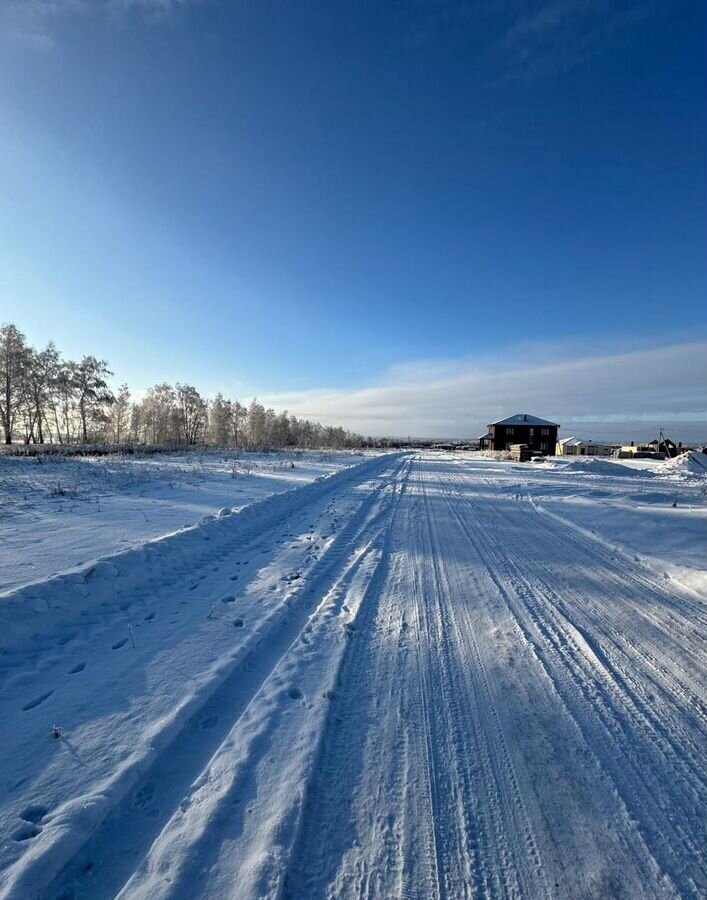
[233,618,245,628]
[229,574,239,581]
[112,638,128,650]
[288,687,303,701]
[22,690,54,712]
[199,715,219,730]
[221,595,236,604]
[21,804,47,824]
[144,612,156,621]
[133,783,156,809]
[68,662,86,675]
[13,823,41,842]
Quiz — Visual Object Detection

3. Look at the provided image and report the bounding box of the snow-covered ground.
[1,451,705,898]
[0,450,371,593]
[517,451,707,596]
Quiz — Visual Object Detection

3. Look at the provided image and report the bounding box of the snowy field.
[0,450,370,594]
[0,451,705,899]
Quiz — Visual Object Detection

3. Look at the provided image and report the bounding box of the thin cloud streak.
[261,340,707,441]
[490,0,654,82]
[2,0,206,48]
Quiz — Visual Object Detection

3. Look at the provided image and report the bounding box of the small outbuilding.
[556,436,615,457]
[617,443,665,460]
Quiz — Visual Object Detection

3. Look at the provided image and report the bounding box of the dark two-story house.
[480,413,559,455]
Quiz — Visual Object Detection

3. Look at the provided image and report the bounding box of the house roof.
[558,435,608,447]
[477,431,492,441]
[489,413,559,428]
[559,436,611,447]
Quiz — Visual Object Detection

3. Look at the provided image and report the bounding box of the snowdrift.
[663,449,707,476]
[557,457,652,478]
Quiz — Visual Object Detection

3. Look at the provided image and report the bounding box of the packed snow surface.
[0,452,705,899]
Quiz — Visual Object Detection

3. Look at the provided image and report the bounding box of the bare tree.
[208,393,231,446]
[74,356,114,443]
[175,383,207,445]
[110,384,131,443]
[231,400,247,448]
[0,323,30,443]
[247,398,266,448]
[0,321,367,450]
[22,342,60,443]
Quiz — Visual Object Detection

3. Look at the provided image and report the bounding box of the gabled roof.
[477,431,492,441]
[489,413,559,428]
[559,436,610,447]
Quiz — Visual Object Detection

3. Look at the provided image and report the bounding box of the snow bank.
[662,449,707,476]
[557,457,653,478]
[0,453,395,663]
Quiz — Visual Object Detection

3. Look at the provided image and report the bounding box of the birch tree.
[0,323,30,444]
[74,356,114,443]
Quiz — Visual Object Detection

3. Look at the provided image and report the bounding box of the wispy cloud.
[260,340,707,441]
[2,0,206,49]
[491,0,654,82]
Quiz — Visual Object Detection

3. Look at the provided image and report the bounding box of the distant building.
[617,443,665,460]
[647,437,681,458]
[483,414,559,455]
[556,436,614,457]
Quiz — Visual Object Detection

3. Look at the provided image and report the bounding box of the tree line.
[0,323,365,449]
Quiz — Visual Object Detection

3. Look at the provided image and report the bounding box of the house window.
[507,427,514,435]
[541,442,548,450]
[541,428,550,436]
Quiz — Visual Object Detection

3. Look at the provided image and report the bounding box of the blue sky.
[0,0,705,438]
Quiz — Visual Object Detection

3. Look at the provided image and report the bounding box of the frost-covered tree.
[47,360,75,444]
[230,400,247,448]
[175,383,207,445]
[74,356,115,443]
[0,323,30,443]
[110,384,131,443]
[247,398,266,448]
[140,384,177,444]
[0,321,368,449]
[208,393,231,446]
[22,342,60,444]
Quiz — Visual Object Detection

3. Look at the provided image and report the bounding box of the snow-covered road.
[1,454,705,899]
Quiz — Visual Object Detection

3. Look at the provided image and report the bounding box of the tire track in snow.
[283,456,450,900]
[422,464,547,897]
[286,458,548,899]
[483,481,707,795]
[442,467,706,897]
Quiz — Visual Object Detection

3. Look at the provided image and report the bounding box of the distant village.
[377,413,706,460]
